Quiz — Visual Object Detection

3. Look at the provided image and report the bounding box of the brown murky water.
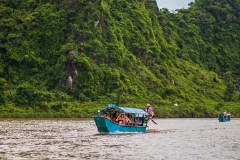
[0,118,239,160]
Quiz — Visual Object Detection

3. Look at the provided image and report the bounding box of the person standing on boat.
[145,103,154,117]
[145,104,158,125]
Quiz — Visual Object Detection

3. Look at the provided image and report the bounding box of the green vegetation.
[0,0,239,118]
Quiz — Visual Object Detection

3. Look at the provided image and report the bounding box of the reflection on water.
[0,118,239,159]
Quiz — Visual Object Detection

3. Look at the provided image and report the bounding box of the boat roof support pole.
[124,112,126,126]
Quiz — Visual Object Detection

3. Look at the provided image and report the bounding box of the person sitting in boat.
[223,112,227,119]
[135,118,139,126]
[111,112,117,122]
[116,113,125,125]
[145,103,154,117]
[103,113,110,119]
[126,113,132,125]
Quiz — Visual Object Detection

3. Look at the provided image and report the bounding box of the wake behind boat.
[93,104,150,133]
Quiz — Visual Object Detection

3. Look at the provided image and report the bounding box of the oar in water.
[149,117,158,125]
[151,119,158,125]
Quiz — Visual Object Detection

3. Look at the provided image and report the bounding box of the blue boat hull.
[93,116,147,133]
[219,118,230,122]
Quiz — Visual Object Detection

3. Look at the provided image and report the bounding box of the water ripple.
[0,118,239,160]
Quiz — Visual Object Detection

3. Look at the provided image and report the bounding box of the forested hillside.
[0,0,239,118]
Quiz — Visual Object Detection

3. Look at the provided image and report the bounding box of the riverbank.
[0,101,239,118]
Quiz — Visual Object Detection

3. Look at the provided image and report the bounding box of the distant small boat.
[218,112,231,122]
[93,104,149,133]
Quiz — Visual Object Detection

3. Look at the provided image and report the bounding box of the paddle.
[149,117,158,125]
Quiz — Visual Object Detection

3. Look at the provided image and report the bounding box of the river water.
[0,118,239,160]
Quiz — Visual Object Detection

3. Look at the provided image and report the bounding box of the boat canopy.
[100,104,148,115]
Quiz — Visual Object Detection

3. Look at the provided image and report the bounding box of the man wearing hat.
[145,103,154,117]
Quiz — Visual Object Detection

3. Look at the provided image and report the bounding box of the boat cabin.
[97,104,149,127]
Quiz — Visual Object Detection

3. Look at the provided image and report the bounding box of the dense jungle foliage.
[0,0,239,118]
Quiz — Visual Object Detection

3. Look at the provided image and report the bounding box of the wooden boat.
[93,104,149,133]
[218,112,231,122]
